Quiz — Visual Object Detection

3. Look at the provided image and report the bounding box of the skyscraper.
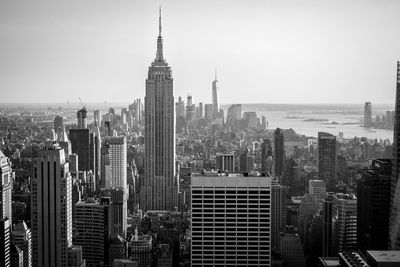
[358,159,391,253]
[212,70,219,119]
[31,145,72,267]
[322,193,333,257]
[274,128,284,177]
[105,136,127,189]
[271,179,286,253]
[0,150,12,227]
[332,193,357,254]
[364,102,372,128]
[389,61,400,250]
[70,128,90,172]
[261,138,273,174]
[191,174,271,266]
[74,197,111,266]
[318,132,337,188]
[143,8,176,211]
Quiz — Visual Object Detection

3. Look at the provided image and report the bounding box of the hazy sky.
[0,0,399,104]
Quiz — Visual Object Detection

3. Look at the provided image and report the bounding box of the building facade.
[31,145,72,267]
[191,174,271,266]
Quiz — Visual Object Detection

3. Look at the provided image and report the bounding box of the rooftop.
[367,250,400,263]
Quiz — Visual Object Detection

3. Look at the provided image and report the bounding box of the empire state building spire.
[155,6,164,62]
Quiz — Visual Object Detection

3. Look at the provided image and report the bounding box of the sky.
[0,0,399,104]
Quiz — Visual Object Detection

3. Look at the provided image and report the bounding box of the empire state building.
[142,9,177,211]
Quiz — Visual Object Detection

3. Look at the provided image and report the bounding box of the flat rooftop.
[367,250,400,262]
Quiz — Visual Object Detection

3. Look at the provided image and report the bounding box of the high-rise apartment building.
[212,70,219,119]
[12,221,32,267]
[389,61,400,250]
[318,132,337,188]
[332,193,357,254]
[191,174,271,266]
[364,102,372,128]
[74,197,111,266]
[31,145,72,267]
[105,137,127,188]
[143,9,176,211]
[274,128,284,177]
[0,150,12,227]
[358,159,391,253]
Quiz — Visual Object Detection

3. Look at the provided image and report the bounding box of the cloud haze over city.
[0,0,399,104]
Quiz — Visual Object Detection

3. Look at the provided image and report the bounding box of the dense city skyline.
[1,0,400,104]
[2,2,400,267]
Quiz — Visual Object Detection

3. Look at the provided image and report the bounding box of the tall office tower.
[103,137,127,188]
[143,9,176,211]
[12,221,32,267]
[271,180,287,253]
[332,193,357,255]
[0,218,10,267]
[198,102,203,119]
[70,129,90,172]
[389,61,400,250]
[204,104,214,121]
[94,110,102,126]
[358,159,391,253]
[185,95,195,122]
[274,128,284,177]
[76,107,88,129]
[226,104,242,126]
[178,166,192,212]
[0,151,12,226]
[261,139,273,173]
[322,193,333,257]
[215,153,235,172]
[308,179,327,201]
[31,145,72,267]
[74,197,111,266]
[101,188,128,237]
[54,115,64,132]
[175,96,185,119]
[212,70,219,119]
[364,102,372,128]
[318,132,337,188]
[191,174,271,266]
[280,226,306,267]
